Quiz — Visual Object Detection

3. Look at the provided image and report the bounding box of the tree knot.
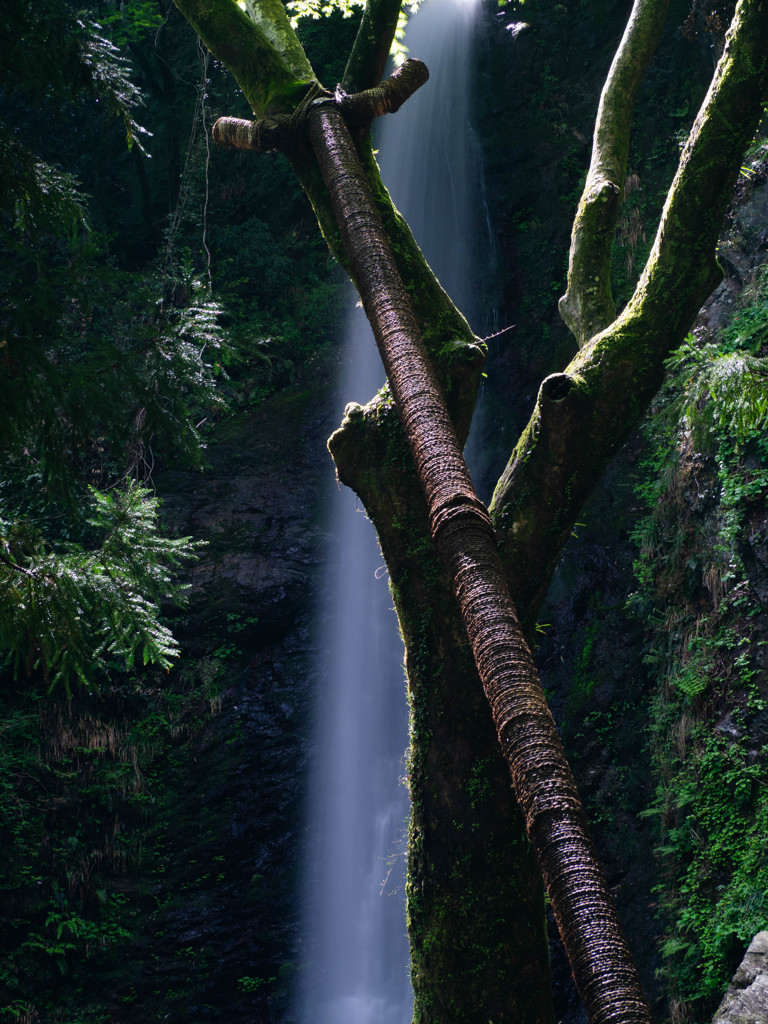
[540,372,576,404]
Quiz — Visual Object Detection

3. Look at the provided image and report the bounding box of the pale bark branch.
[559,0,671,347]
[212,113,294,153]
[492,0,768,633]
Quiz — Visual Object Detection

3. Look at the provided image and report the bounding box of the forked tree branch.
[492,0,768,634]
[212,59,430,153]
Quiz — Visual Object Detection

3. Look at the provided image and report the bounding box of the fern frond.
[664,336,768,447]
[0,486,201,695]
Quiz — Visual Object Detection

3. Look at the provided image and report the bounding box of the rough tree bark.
[172,0,768,1020]
[307,89,651,1024]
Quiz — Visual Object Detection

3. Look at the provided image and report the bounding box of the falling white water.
[300,2,481,1022]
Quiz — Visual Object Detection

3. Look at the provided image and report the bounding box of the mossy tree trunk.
[173,0,768,1020]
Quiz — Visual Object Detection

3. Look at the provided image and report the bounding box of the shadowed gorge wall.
[1,3,767,1023]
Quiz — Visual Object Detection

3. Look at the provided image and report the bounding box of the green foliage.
[0,2,148,234]
[666,339,768,449]
[0,701,135,1020]
[77,21,150,154]
[0,222,222,697]
[287,0,419,65]
[0,1,227,699]
[627,296,768,1018]
[0,127,88,237]
[286,0,366,24]
[0,2,344,1019]
[1,245,224,491]
[237,974,276,992]
[0,485,200,695]
[99,2,165,48]
[0,660,226,1022]
[661,267,768,448]
[653,733,768,1005]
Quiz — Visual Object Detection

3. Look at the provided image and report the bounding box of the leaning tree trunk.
[306,97,652,1024]
[193,22,655,1023]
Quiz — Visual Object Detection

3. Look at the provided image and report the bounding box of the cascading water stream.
[300,2,482,1021]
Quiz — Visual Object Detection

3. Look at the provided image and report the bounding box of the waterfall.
[300,2,481,1021]
[381,0,484,323]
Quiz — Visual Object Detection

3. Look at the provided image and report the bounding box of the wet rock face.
[534,449,663,1023]
[119,375,341,1023]
[713,932,768,1024]
[699,156,768,332]
[122,660,310,1023]
[160,392,334,643]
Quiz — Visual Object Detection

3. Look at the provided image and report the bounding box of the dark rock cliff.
[119,373,343,1023]
[2,4,766,1023]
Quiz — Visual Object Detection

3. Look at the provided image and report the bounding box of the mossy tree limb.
[172,0,316,115]
[342,0,404,93]
[558,0,671,346]
[239,0,316,81]
[492,0,768,635]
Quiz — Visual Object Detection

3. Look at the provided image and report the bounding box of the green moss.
[625,326,768,1020]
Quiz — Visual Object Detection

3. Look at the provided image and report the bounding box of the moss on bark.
[559,0,672,346]
[492,0,768,633]
[173,0,316,115]
[330,401,554,1024]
